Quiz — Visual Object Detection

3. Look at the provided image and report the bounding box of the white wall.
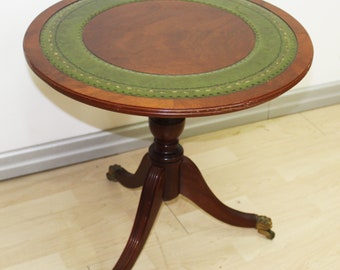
[268,0,340,87]
[0,0,145,153]
[1,0,339,154]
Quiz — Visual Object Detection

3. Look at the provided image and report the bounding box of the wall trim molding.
[1,81,339,181]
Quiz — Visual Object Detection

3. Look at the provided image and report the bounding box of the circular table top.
[24,0,313,117]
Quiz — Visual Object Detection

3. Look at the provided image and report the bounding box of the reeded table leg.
[107,154,152,188]
[180,156,257,227]
[113,166,165,270]
[107,117,274,269]
[180,156,275,239]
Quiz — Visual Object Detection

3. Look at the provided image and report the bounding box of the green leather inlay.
[40,0,298,98]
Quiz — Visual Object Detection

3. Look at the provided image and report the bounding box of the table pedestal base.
[107,118,274,270]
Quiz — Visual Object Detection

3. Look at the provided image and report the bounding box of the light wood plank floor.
[1,104,339,270]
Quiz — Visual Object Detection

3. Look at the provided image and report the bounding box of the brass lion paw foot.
[256,215,275,240]
[106,164,126,181]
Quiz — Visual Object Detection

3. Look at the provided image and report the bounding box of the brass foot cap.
[106,164,124,181]
[256,215,275,240]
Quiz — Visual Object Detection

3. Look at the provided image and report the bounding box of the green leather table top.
[40,0,297,99]
[24,0,312,117]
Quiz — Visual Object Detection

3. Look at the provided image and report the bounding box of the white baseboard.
[1,81,339,181]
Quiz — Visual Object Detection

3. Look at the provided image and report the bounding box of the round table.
[24,0,313,269]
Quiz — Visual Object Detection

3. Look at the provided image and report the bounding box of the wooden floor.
[1,104,339,270]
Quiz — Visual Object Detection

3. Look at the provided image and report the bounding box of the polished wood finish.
[83,1,255,75]
[180,157,257,228]
[23,1,313,269]
[112,166,165,269]
[107,118,273,269]
[23,0,313,117]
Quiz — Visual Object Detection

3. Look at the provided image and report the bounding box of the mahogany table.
[24,0,313,269]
